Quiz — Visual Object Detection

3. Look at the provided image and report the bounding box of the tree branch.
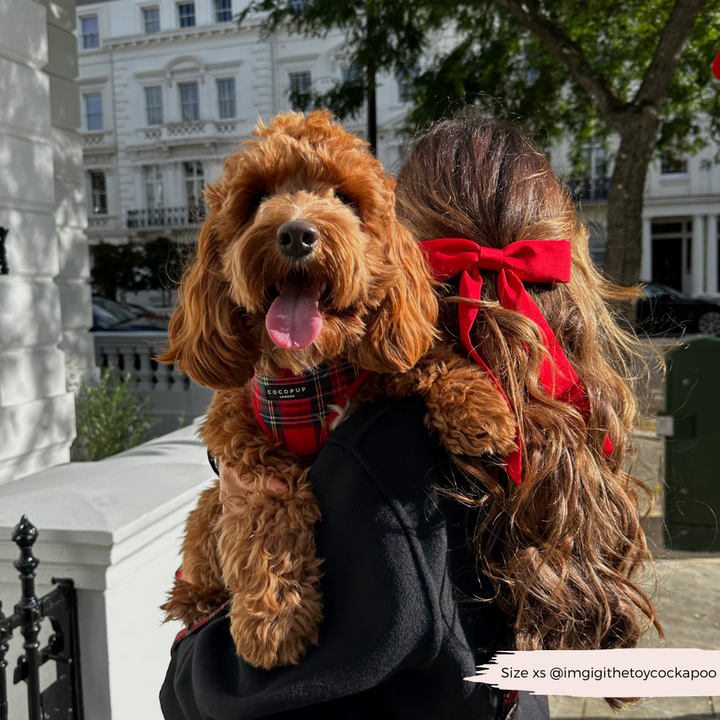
[490,0,626,125]
[634,0,709,107]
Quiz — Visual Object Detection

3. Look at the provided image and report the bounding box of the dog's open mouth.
[265,274,330,350]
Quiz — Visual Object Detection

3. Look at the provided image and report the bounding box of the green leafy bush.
[70,367,158,461]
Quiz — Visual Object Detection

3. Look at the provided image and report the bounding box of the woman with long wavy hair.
[160,115,660,720]
[395,116,661,667]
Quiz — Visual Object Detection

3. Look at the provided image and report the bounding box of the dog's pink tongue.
[266,282,323,350]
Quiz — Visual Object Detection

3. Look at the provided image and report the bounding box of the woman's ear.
[350,219,438,373]
[158,219,258,389]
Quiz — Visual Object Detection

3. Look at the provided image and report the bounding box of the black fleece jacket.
[160,396,548,720]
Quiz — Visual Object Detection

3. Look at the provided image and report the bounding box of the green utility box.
[661,337,720,552]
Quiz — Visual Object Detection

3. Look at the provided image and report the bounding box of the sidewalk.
[549,553,720,718]
[550,339,720,718]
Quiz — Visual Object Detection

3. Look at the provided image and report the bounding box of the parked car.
[636,282,720,336]
[92,296,169,331]
[119,301,170,322]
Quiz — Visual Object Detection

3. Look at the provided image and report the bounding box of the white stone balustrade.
[133,120,241,148]
[93,331,214,436]
[0,422,212,720]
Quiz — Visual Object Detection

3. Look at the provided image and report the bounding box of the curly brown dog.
[159,111,517,670]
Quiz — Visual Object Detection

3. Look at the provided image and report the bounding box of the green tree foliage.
[71,367,158,461]
[241,0,720,286]
[90,238,189,303]
[141,237,190,305]
[239,0,447,149]
[90,242,145,302]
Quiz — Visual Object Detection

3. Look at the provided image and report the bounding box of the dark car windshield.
[93,297,141,321]
[642,283,689,299]
[93,304,124,329]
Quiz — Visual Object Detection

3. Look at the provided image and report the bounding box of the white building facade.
[75,0,412,305]
[0,0,95,486]
[75,0,720,301]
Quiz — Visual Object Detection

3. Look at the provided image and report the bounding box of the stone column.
[41,0,96,379]
[706,214,718,295]
[692,214,705,296]
[0,0,77,485]
[641,217,652,282]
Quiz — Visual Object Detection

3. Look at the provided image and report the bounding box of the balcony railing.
[87,214,119,231]
[127,205,206,230]
[139,120,239,144]
[82,130,115,147]
[567,177,612,202]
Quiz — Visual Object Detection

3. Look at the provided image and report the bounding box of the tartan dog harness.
[251,360,371,459]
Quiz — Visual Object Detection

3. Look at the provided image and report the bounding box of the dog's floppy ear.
[351,219,439,373]
[158,218,258,389]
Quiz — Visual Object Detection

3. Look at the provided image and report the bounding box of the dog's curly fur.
[159,111,516,670]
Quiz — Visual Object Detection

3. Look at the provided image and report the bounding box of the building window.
[289,0,306,10]
[217,78,236,119]
[145,86,164,125]
[661,149,688,175]
[185,161,205,209]
[397,66,418,103]
[179,82,199,121]
[215,0,232,22]
[581,142,607,181]
[341,67,361,83]
[289,71,312,111]
[567,141,609,201]
[89,171,107,215]
[178,2,196,27]
[84,93,103,131]
[144,165,164,209]
[143,7,160,33]
[81,16,100,50]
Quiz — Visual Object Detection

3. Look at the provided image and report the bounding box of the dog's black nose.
[276,220,319,259]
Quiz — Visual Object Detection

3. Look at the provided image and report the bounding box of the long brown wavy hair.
[396,117,661,662]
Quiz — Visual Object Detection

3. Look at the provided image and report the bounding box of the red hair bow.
[421,238,612,484]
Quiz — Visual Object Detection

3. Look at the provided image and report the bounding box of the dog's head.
[160,111,438,388]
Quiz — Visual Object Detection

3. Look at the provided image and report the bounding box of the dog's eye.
[335,192,357,212]
[249,191,271,211]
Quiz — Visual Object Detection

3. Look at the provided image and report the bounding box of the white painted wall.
[0,422,210,720]
[0,0,94,486]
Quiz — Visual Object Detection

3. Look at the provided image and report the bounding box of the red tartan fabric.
[251,361,371,458]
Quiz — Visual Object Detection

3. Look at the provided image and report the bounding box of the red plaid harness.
[251,361,372,459]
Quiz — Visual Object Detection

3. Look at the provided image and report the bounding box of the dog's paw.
[425,374,518,458]
[228,579,323,669]
[216,482,324,669]
[161,575,229,629]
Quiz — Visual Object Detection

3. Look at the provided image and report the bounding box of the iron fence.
[0,517,84,720]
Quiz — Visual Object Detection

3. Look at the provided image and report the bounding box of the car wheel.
[697,310,720,336]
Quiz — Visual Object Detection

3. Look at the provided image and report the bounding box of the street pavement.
[549,337,720,719]
[549,552,720,719]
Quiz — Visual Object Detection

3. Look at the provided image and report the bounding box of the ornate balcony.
[87,214,119,232]
[137,120,240,145]
[82,130,115,148]
[127,205,206,230]
[567,177,612,202]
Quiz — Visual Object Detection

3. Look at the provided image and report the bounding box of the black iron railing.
[567,177,611,202]
[0,228,8,275]
[0,517,84,720]
[127,206,206,230]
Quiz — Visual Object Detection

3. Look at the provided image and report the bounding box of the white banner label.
[467,649,720,697]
